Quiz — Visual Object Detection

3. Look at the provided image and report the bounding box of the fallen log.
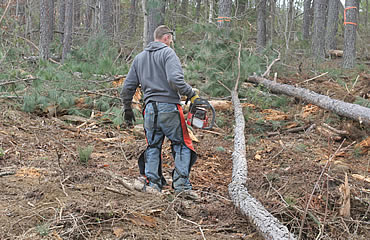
[248,75,370,125]
[228,90,296,240]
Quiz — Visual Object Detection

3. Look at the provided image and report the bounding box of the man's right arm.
[165,49,196,99]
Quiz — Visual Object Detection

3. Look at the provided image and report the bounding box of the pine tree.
[343,0,359,68]
[325,0,339,51]
[312,0,327,59]
[62,0,73,62]
[257,0,267,52]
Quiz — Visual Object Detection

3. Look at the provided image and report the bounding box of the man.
[120,25,199,197]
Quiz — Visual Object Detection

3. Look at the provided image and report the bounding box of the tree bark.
[74,0,81,28]
[49,0,54,42]
[366,0,369,28]
[342,0,359,69]
[325,0,339,51]
[208,0,214,23]
[85,0,95,31]
[285,0,295,49]
[302,0,312,40]
[128,0,138,40]
[145,0,166,45]
[59,0,65,42]
[217,0,232,29]
[257,0,267,52]
[39,0,52,59]
[180,0,188,23]
[142,0,148,48]
[101,0,114,37]
[195,0,201,22]
[312,0,327,59]
[269,0,276,44]
[62,0,73,63]
[247,75,370,125]
[229,90,296,240]
[237,0,247,16]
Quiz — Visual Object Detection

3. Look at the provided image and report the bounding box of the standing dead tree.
[247,75,370,125]
[227,44,296,240]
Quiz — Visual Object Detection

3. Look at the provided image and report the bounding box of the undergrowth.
[1,34,130,125]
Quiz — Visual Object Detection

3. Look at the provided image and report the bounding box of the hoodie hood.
[145,41,168,52]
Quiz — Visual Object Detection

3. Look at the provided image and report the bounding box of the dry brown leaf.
[15,167,42,178]
[112,76,125,87]
[241,103,256,109]
[352,174,370,183]
[302,104,320,118]
[285,122,299,129]
[127,213,157,227]
[262,109,289,121]
[355,137,370,154]
[52,231,63,240]
[112,227,125,238]
[359,137,370,148]
[255,154,262,160]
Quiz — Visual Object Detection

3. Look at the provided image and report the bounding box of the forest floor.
[0,59,369,240]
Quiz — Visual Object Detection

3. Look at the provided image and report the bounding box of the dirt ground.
[0,69,369,239]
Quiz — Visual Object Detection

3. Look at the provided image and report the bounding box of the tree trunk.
[49,0,54,42]
[229,90,297,240]
[208,0,214,23]
[142,0,148,48]
[269,0,276,45]
[62,0,73,63]
[128,0,138,40]
[59,0,65,42]
[180,0,188,23]
[39,0,52,60]
[101,0,114,37]
[366,0,369,28]
[342,0,359,69]
[257,0,266,52]
[247,75,370,125]
[195,0,201,22]
[114,0,120,38]
[284,0,294,49]
[86,0,95,31]
[302,0,312,40]
[312,0,327,59]
[145,0,166,45]
[169,0,178,34]
[25,0,34,39]
[74,0,81,28]
[325,0,339,51]
[237,0,247,16]
[159,0,166,25]
[217,0,232,29]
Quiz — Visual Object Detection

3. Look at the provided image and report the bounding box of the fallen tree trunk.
[228,90,296,240]
[248,75,370,125]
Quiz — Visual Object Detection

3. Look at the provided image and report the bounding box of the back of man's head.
[154,25,173,40]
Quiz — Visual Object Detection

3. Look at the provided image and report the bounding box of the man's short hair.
[154,25,173,40]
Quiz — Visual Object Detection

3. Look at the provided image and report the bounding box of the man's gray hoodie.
[121,41,195,109]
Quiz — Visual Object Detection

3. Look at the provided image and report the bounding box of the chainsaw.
[186,98,216,130]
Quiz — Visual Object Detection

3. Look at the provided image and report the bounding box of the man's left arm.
[121,63,139,110]
[121,62,139,125]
